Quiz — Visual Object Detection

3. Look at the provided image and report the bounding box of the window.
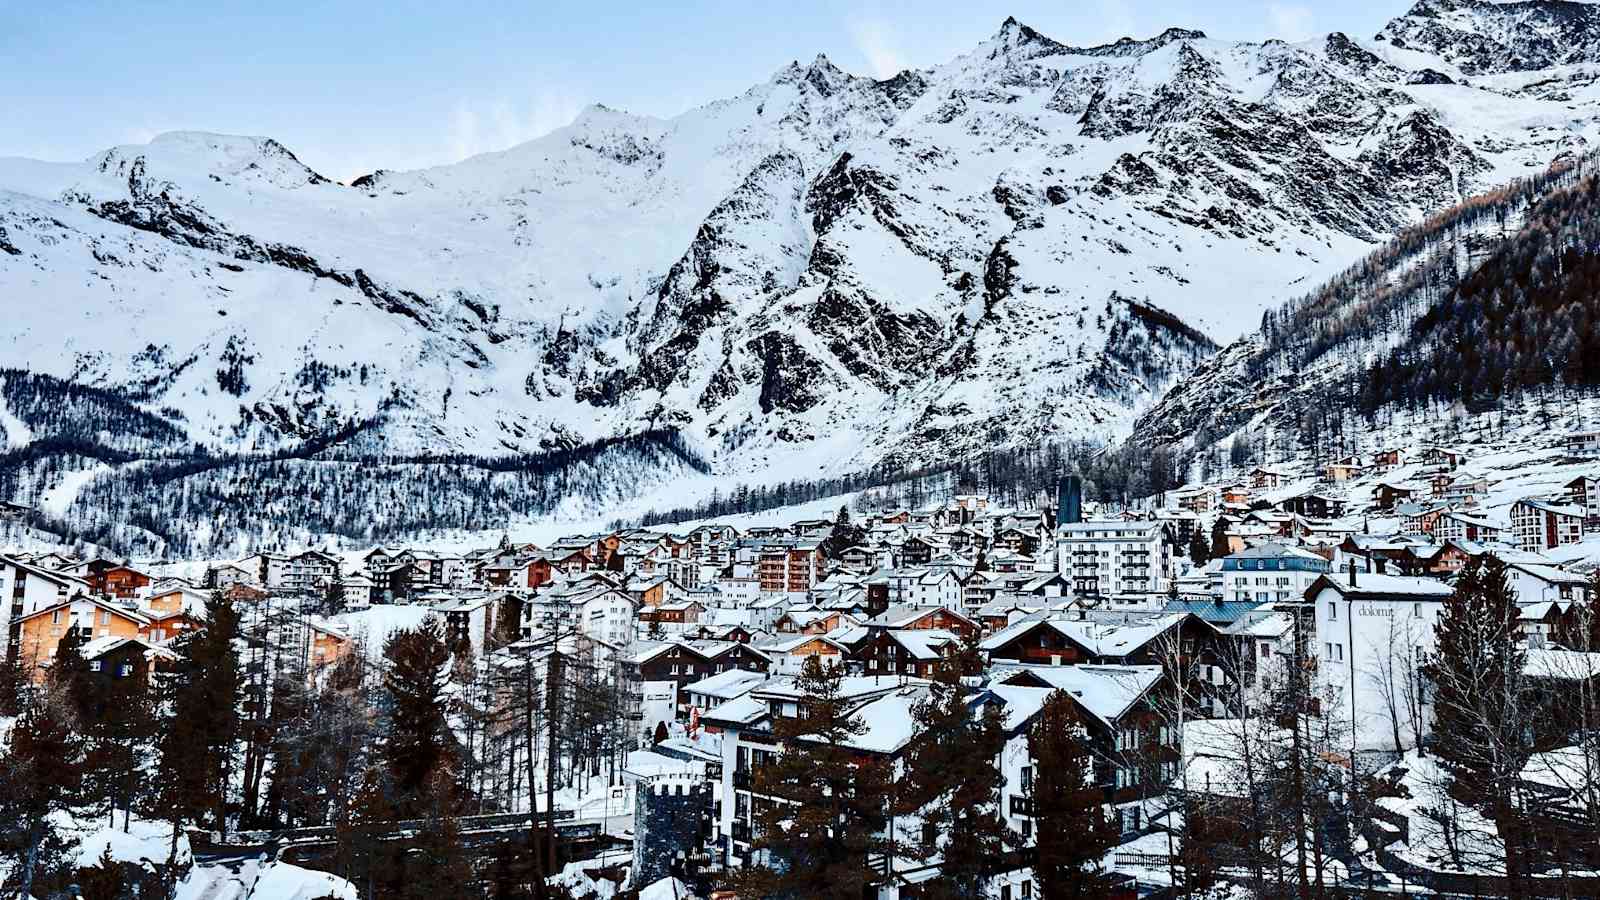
[1327,602,1337,621]
[118,664,132,677]
[89,660,102,672]
[100,610,110,625]
[52,609,62,624]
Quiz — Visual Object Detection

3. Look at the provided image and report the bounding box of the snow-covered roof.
[683,667,770,700]
[991,663,1164,729]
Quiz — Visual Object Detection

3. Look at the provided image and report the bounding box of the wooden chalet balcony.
[1009,794,1034,817]
[1013,647,1075,663]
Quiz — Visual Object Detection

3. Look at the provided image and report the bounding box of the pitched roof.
[990,664,1165,729]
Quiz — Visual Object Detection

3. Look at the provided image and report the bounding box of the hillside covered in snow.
[5,0,1600,551]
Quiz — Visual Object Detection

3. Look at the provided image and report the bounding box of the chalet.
[1372,448,1405,472]
[16,596,149,679]
[980,612,1222,676]
[206,562,257,589]
[683,668,771,724]
[862,603,979,639]
[1279,491,1346,520]
[985,664,1176,810]
[1250,467,1287,490]
[1221,485,1251,505]
[223,583,269,604]
[1335,534,1435,576]
[1175,486,1219,513]
[850,627,961,678]
[1566,430,1600,457]
[378,563,420,603]
[1397,502,1448,536]
[305,619,352,669]
[1440,472,1489,506]
[1418,446,1464,471]
[1519,602,1570,649]
[629,639,771,714]
[1505,563,1592,606]
[898,536,935,567]
[772,609,851,635]
[1511,499,1585,554]
[1565,475,1600,525]
[1325,457,1365,483]
[70,559,152,600]
[640,600,706,631]
[835,544,880,571]
[281,550,340,592]
[76,635,180,713]
[756,633,846,674]
[1373,481,1420,511]
[337,575,376,608]
[433,594,501,656]
[706,674,923,867]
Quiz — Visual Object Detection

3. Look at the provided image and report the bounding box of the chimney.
[1057,475,1083,526]
[1348,560,1357,588]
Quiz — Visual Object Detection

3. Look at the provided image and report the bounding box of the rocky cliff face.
[3,2,1600,526]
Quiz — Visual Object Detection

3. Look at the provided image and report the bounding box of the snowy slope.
[4,2,1600,548]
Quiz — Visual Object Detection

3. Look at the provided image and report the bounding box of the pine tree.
[158,593,242,839]
[382,616,455,814]
[338,764,402,900]
[401,770,473,900]
[897,644,1014,898]
[1188,526,1210,566]
[0,683,85,900]
[1028,690,1117,899]
[83,662,157,830]
[725,657,892,900]
[1209,517,1231,560]
[1432,554,1534,892]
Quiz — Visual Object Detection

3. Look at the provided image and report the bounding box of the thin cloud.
[1268,3,1316,42]
[849,19,909,79]
[448,91,587,164]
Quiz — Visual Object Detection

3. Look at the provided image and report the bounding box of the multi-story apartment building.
[1511,498,1584,553]
[1220,543,1330,604]
[1056,521,1171,598]
[0,556,87,661]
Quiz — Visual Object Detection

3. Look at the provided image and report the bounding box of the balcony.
[733,769,752,789]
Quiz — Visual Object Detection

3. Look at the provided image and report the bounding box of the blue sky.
[3,0,1407,181]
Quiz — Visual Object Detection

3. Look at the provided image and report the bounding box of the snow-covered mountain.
[4,1,1600,546]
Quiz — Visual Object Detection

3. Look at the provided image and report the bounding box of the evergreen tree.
[1432,555,1533,891]
[382,616,455,814]
[897,643,1013,898]
[725,657,891,900]
[820,505,866,560]
[1209,517,1231,560]
[337,764,402,900]
[48,624,93,721]
[83,663,157,830]
[1188,526,1210,566]
[401,770,472,900]
[0,683,85,900]
[1028,690,1117,899]
[158,592,243,840]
